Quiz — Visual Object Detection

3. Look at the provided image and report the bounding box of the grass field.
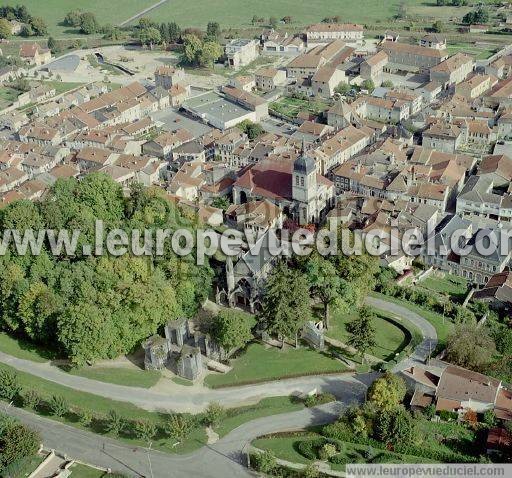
[419,273,468,298]
[270,96,330,119]
[0,332,56,362]
[447,42,499,60]
[0,86,20,109]
[327,309,411,361]
[204,342,348,388]
[67,366,161,389]
[2,0,155,36]
[67,463,109,478]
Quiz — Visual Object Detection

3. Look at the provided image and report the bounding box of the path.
[0,296,437,413]
[119,0,169,27]
[2,383,368,478]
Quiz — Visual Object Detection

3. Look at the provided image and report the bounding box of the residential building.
[225,39,259,68]
[430,53,474,88]
[305,23,364,43]
[19,43,51,66]
[254,68,287,92]
[419,34,447,50]
[360,51,388,86]
[379,41,448,72]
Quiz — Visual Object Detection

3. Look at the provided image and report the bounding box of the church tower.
[292,141,317,224]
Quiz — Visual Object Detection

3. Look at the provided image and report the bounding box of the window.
[300,177,304,187]
[295,175,299,186]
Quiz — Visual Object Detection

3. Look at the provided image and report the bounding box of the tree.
[167,22,181,42]
[367,372,406,411]
[375,405,416,446]
[206,21,221,40]
[165,414,193,442]
[346,306,377,363]
[0,370,21,401]
[432,21,444,33]
[237,119,263,139]
[20,24,33,37]
[335,82,351,95]
[446,323,496,370]
[47,36,57,53]
[197,40,222,67]
[282,16,293,24]
[211,196,230,210]
[261,261,312,347]
[203,402,225,427]
[0,18,11,39]
[483,410,496,427]
[269,17,278,29]
[79,12,99,35]
[381,80,394,88]
[182,34,203,64]
[361,79,375,93]
[64,10,83,27]
[76,408,94,427]
[106,410,124,436]
[139,26,161,49]
[48,395,68,417]
[0,421,40,470]
[133,419,156,442]
[306,254,343,329]
[213,309,255,354]
[30,17,48,36]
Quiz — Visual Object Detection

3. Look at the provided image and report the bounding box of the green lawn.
[215,397,304,437]
[43,80,85,95]
[2,0,156,37]
[327,309,412,361]
[0,86,20,108]
[419,273,468,299]
[67,367,161,389]
[172,376,194,387]
[0,332,55,363]
[370,292,453,351]
[270,96,330,119]
[447,42,499,60]
[10,453,46,478]
[204,342,348,388]
[67,463,107,478]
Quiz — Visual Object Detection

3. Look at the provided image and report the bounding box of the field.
[447,42,499,60]
[0,86,20,109]
[204,342,348,388]
[2,0,155,36]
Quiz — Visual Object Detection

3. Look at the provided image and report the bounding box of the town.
[0,1,512,477]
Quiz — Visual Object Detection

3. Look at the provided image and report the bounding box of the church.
[232,146,335,225]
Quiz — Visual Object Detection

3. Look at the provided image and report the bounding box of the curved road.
[0,297,437,413]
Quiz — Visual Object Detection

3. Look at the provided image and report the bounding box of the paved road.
[2,377,368,478]
[365,296,438,372]
[0,297,437,413]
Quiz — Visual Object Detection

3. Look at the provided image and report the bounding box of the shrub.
[252,450,276,473]
[76,408,94,427]
[423,404,436,420]
[22,389,41,410]
[48,395,68,417]
[132,419,156,442]
[106,410,124,436]
[203,402,225,427]
[0,370,22,401]
[319,443,337,460]
[0,422,40,470]
[304,392,336,407]
[483,410,496,427]
[439,410,458,422]
[296,438,325,460]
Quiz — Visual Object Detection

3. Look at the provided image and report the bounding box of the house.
[228,75,255,92]
[169,83,190,107]
[18,125,62,146]
[418,81,443,105]
[225,39,259,68]
[76,147,116,171]
[220,85,268,120]
[311,66,345,98]
[455,74,498,100]
[261,30,305,55]
[254,68,286,92]
[474,272,512,314]
[360,51,388,87]
[286,40,347,78]
[422,121,463,153]
[226,199,283,233]
[430,53,474,88]
[142,129,194,159]
[19,43,52,66]
[154,66,185,89]
[305,23,364,43]
[326,99,361,129]
[419,34,447,50]
[352,95,410,124]
[380,41,448,72]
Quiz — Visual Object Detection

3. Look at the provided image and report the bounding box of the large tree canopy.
[0,176,213,366]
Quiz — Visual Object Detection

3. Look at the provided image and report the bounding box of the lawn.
[204,342,349,388]
[10,453,46,478]
[327,309,412,362]
[270,96,330,119]
[67,366,161,389]
[0,86,20,109]
[2,0,156,37]
[67,463,107,478]
[419,273,468,299]
[0,332,55,363]
[447,42,498,60]
[370,292,453,351]
[43,80,85,95]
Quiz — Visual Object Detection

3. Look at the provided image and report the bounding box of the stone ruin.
[142,318,226,381]
[302,321,325,350]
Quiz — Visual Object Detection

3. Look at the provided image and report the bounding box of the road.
[2,379,369,478]
[0,296,437,413]
[119,0,170,27]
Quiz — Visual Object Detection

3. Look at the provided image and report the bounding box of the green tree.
[79,12,99,35]
[48,395,68,417]
[47,36,57,53]
[305,254,343,329]
[237,119,264,139]
[133,419,156,442]
[0,421,40,470]
[261,261,312,347]
[367,372,406,411]
[483,410,496,427]
[0,18,11,39]
[22,389,41,410]
[382,80,394,88]
[30,17,48,36]
[206,21,221,40]
[0,369,21,401]
[213,309,255,354]
[446,323,495,370]
[361,79,375,93]
[76,408,94,427]
[375,405,416,446]
[432,20,444,33]
[197,40,222,67]
[139,26,162,49]
[335,82,351,95]
[182,34,203,64]
[346,306,377,363]
[20,24,33,37]
[167,22,181,42]
[203,402,225,427]
[211,196,230,210]
[165,414,193,442]
[253,450,276,474]
[269,17,278,28]
[64,10,83,27]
